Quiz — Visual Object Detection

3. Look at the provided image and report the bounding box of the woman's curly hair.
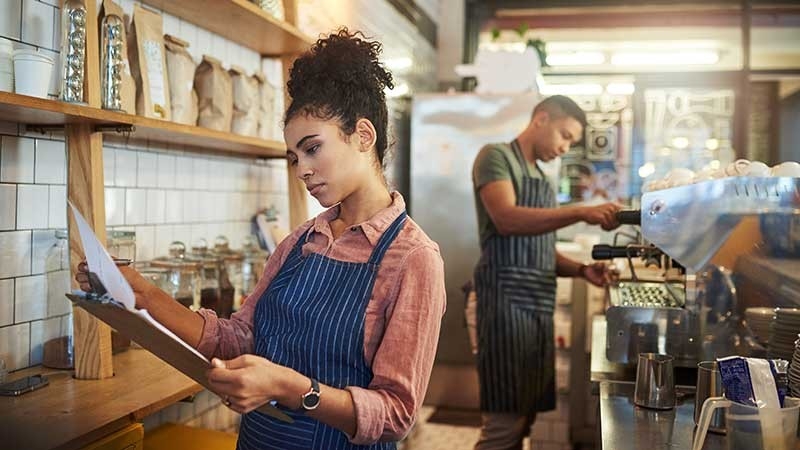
[285,28,394,168]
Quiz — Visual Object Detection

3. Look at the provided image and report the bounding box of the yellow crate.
[144,423,237,450]
[81,423,143,450]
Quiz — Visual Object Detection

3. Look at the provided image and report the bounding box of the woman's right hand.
[75,261,158,309]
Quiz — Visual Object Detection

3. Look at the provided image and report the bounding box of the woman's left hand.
[207,355,293,414]
[581,262,618,287]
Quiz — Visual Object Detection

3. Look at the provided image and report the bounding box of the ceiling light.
[611,50,719,66]
[545,51,605,66]
[606,82,635,95]
[671,137,690,149]
[540,83,603,96]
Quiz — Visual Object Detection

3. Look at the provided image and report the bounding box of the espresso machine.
[593,176,800,367]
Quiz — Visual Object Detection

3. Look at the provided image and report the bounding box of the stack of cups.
[0,39,13,92]
[12,49,54,98]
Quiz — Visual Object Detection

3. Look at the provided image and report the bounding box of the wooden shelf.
[0,91,287,158]
[140,0,314,56]
[0,349,203,450]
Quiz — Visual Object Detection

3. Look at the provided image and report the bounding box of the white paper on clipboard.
[69,202,136,310]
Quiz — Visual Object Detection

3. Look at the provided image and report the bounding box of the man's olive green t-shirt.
[472,142,544,246]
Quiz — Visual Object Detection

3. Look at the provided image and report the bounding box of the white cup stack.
[12,49,54,98]
[0,39,13,93]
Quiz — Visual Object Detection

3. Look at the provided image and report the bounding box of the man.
[471,95,620,450]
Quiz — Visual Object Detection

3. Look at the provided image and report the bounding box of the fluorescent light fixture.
[611,50,719,66]
[638,162,655,178]
[385,83,409,98]
[384,57,413,71]
[606,82,635,95]
[671,137,690,149]
[545,51,605,66]
[540,83,603,96]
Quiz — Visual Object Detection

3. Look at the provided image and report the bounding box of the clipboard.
[66,292,292,423]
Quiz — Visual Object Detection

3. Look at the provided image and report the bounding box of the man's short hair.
[532,95,587,129]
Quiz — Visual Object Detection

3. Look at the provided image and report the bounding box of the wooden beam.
[84,0,100,108]
[67,123,113,380]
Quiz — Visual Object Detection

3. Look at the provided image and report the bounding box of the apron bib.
[238,212,407,450]
[474,140,557,415]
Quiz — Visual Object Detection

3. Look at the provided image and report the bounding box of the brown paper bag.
[164,34,198,125]
[98,0,136,113]
[230,65,258,137]
[128,4,171,120]
[194,55,232,132]
[255,72,276,140]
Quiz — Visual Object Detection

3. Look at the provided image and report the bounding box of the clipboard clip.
[83,272,126,308]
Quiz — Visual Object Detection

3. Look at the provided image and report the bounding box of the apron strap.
[510,139,533,178]
[367,211,407,266]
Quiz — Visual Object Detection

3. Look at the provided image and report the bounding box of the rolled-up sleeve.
[346,245,446,444]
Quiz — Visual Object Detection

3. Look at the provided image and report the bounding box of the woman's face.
[284,115,372,208]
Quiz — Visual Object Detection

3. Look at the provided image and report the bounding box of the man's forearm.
[556,252,585,278]
[494,205,585,236]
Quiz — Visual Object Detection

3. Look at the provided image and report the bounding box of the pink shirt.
[196,192,446,444]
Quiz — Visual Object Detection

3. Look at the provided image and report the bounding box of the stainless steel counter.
[590,315,632,384]
[599,381,725,450]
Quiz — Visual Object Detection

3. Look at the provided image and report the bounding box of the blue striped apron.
[474,140,557,415]
[237,212,407,450]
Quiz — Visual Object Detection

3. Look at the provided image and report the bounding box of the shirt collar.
[311,191,406,247]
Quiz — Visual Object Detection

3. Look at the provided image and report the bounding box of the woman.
[77,29,446,449]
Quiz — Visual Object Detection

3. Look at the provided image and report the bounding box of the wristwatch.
[301,378,321,411]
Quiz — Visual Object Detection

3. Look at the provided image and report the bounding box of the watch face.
[303,393,320,409]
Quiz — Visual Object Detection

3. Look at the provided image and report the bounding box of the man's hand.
[581,203,622,231]
[580,262,618,287]
[75,260,159,309]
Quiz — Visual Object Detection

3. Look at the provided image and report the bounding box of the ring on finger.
[223,396,231,407]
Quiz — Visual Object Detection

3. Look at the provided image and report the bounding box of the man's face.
[532,113,584,161]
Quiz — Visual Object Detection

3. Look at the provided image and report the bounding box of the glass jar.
[59,0,87,103]
[188,239,221,314]
[133,261,170,292]
[211,235,244,318]
[241,235,270,307]
[43,229,74,369]
[151,241,201,309]
[107,230,136,261]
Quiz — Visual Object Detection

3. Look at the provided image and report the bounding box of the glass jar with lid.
[151,241,201,309]
[241,235,270,308]
[211,235,243,319]
[107,229,136,261]
[188,238,221,314]
[133,261,170,293]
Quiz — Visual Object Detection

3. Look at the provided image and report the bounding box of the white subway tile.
[177,19,197,55]
[1,136,35,183]
[210,192,224,221]
[164,190,183,223]
[153,224,174,257]
[0,0,22,40]
[146,189,165,224]
[0,279,13,327]
[30,316,61,366]
[17,184,49,229]
[162,12,180,37]
[0,184,16,230]
[115,149,137,187]
[175,156,193,189]
[190,224,208,245]
[134,225,155,261]
[137,152,158,188]
[34,139,66,184]
[0,230,30,278]
[156,153,176,188]
[195,28,212,61]
[172,224,192,245]
[103,146,116,186]
[47,269,71,316]
[104,187,125,226]
[51,0,60,50]
[22,0,54,50]
[31,229,56,274]
[15,274,46,322]
[243,193,258,221]
[228,192,242,221]
[191,158,209,190]
[125,188,147,225]
[182,190,199,222]
[211,35,227,69]
[0,323,30,370]
[38,46,59,97]
[48,185,66,229]
[233,162,247,192]
[206,222,224,242]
